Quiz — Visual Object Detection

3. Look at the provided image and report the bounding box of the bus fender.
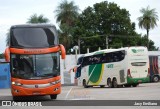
[4,47,10,62]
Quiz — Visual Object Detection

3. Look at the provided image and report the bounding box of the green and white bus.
[75,46,150,88]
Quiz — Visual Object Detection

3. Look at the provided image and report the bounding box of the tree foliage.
[71,1,158,53]
[72,1,137,53]
[6,31,10,46]
[0,53,4,59]
[27,14,49,23]
[55,0,79,26]
[54,0,79,52]
[137,6,159,49]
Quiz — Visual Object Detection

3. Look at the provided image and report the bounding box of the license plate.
[33,92,41,95]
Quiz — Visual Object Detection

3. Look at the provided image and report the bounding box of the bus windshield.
[11,53,60,79]
[10,27,57,48]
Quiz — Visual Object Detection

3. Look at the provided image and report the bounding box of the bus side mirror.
[73,67,77,73]
[4,48,10,62]
[73,64,81,72]
[59,44,66,59]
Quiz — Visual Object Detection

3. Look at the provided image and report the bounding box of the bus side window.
[101,54,106,63]
[105,53,113,63]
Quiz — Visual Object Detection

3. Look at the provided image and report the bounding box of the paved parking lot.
[60,82,160,100]
[0,82,160,108]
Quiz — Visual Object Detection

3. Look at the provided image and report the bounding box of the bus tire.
[100,85,105,88]
[124,84,131,87]
[107,79,112,88]
[118,85,123,88]
[50,94,57,99]
[132,84,139,87]
[153,76,159,82]
[83,80,88,88]
[112,79,118,88]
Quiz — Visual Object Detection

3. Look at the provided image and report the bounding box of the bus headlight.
[12,82,22,86]
[12,82,15,85]
[50,80,61,85]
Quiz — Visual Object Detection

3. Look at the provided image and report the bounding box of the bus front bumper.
[11,83,61,96]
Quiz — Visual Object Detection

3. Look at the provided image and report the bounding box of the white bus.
[75,46,150,88]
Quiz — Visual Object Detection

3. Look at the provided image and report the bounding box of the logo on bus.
[35,85,39,88]
[107,64,114,68]
[131,49,144,53]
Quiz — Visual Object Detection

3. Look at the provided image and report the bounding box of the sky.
[0,0,160,53]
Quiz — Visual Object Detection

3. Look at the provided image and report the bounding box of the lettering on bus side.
[107,64,114,68]
[24,50,43,54]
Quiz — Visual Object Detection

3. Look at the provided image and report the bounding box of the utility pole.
[106,35,108,49]
[78,38,80,54]
[73,46,79,64]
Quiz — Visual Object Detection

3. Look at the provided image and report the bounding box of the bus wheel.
[153,76,159,82]
[50,94,57,99]
[124,84,131,87]
[112,79,118,88]
[107,79,112,88]
[83,80,88,88]
[132,84,139,87]
[118,85,123,88]
[100,85,105,88]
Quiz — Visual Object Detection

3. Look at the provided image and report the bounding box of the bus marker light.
[51,80,61,85]
[14,89,19,93]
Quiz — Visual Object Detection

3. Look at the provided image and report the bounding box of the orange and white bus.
[4,24,66,100]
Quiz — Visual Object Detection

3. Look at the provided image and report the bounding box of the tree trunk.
[147,29,149,50]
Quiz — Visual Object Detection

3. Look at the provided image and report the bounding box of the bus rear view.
[127,47,150,86]
[4,24,66,100]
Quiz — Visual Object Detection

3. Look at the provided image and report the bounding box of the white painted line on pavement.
[69,97,95,100]
[65,86,73,100]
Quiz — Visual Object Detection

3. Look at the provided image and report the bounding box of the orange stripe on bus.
[10,46,60,54]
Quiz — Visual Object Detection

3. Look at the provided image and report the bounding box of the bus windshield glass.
[10,27,57,48]
[11,53,60,79]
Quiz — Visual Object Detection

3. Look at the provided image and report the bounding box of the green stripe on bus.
[88,64,102,84]
[127,77,150,84]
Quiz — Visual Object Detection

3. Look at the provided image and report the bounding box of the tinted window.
[10,27,57,48]
[11,53,60,79]
[131,62,146,66]
[81,50,125,67]
[77,56,83,65]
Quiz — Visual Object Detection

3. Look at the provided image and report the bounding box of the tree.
[27,14,49,23]
[138,35,158,51]
[6,31,10,46]
[72,1,138,53]
[0,53,4,59]
[137,6,159,49]
[55,0,79,26]
[54,0,79,52]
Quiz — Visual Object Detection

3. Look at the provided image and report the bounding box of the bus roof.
[10,24,56,29]
[148,51,160,56]
[83,46,147,57]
